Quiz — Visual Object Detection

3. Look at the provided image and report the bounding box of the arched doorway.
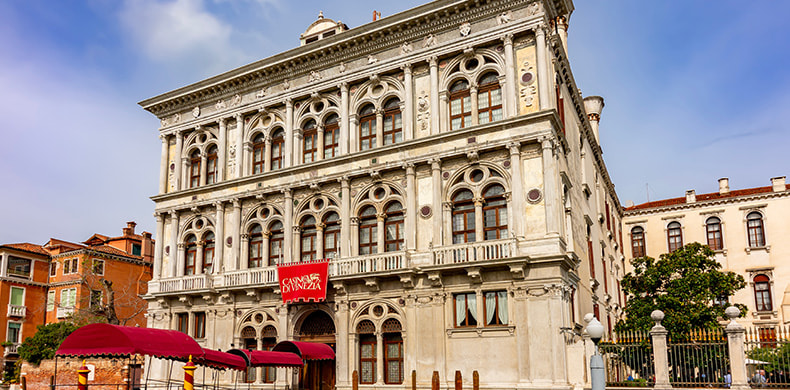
[299,311,336,390]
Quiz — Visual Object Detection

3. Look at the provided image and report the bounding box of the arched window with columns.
[482,184,507,240]
[384,202,404,251]
[189,150,201,188]
[252,133,265,174]
[357,320,376,384]
[358,206,377,255]
[206,145,218,184]
[477,72,502,124]
[452,189,475,244]
[359,104,376,151]
[300,216,317,261]
[248,225,263,268]
[202,231,215,273]
[323,212,340,259]
[382,98,402,145]
[324,114,340,158]
[302,119,318,163]
[449,79,472,130]
[271,128,284,170]
[382,318,404,384]
[184,234,197,275]
[268,221,284,265]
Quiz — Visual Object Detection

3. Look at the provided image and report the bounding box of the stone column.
[470,84,479,126]
[507,142,523,238]
[283,190,293,262]
[181,155,190,190]
[0,254,6,278]
[402,64,414,141]
[240,234,249,269]
[285,99,294,168]
[375,110,384,148]
[443,202,453,245]
[473,197,484,241]
[169,210,179,278]
[336,301,350,387]
[154,212,165,278]
[340,83,350,155]
[503,34,516,118]
[439,93,449,133]
[431,158,443,246]
[375,332,384,385]
[199,151,208,186]
[349,115,359,153]
[262,233,271,266]
[218,118,227,181]
[195,242,204,274]
[230,200,241,271]
[541,138,560,237]
[725,306,749,390]
[264,136,272,172]
[316,224,325,259]
[176,242,185,277]
[340,177,351,258]
[317,125,325,161]
[243,141,253,176]
[235,114,245,178]
[351,217,360,257]
[159,135,169,193]
[429,56,440,135]
[292,227,302,262]
[174,131,184,190]
[649,310,671,390]
[535,27,550,111]
[556,16,568,53]
[294,131,303,165]
[214,202,225,273]
[404,163,417,250]
[376,214,386,254]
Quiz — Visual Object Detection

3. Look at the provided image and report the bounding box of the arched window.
[184,235,197,275]
[449,79,472,130]
[383,98,402,145]
[747,212,766,247]
[452,190,476,244]
[252,133,265,174]
[248,225,263,268]
[385,202,404,251]
[358,206,378,255]
[271,128,285,170]
[241,326,257,383]
[667,222,683,252]
[261,325,278,382]
[477,72,503,124]
[202,232,215,273]
[268,221,284,265]
[483,184,508,240]
[323,212,340,259]
[359,104,376,151]
[324,114,340,158]
[206,145,218,184]
[302,119,317,163]
[631,226,645,258]
[754,274,772,312]
[383,319,404,384]
[706,217,723,250]
[189,149,201,188]
[300,216,317,261]
[357,320,376,384]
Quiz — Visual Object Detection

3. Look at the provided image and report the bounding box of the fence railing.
[744,325,790,387]
[600,331,655,387]
[667,328,729,387]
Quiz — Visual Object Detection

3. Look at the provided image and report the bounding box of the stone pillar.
[262,233,271,266]
[402,64,414,141]
[535,27,550,111]
[541,138,560,237]
[375,110,384,148]
[507,142,523,238]
[336,301,350,387]
[404,163,417,250]
[240,234,249,269]
[350,115,359,153]
[195,243,204,274]
[230,200,241,271]
[154,212,165,278]
[169,210,179,278]
[0,254,7,278]
[351,217,360,257]
[235,114,245,178]
[294,131,303,165]
[439,93,449,133]
[292,227,301,261]
[159,135,169,193]
[725,306,749,390]
[317,125,325,161]
[376,214,386,254]
[473,197,484,242]
[340,83,350,155]
[199,151,208,186]
[649,310,671,390]
[375,332,384,385]
[285,99,294,168]
[214,202,225,272]
[264,136,272,172]
[174,131,184,190]
[176,242,185,277]
[556,16,568,53]
[283,189,293,262]
[503,34,516,118]
[340,177,351,258]
[218,118,227,181]
[470,85,480,126]
[429,56,440,135]
[243,140,253,176]
[316,224,325,259]
[431,158,443,246]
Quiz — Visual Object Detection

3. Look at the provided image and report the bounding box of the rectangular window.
[61,288,77,308]
[384,333,404,384]
[47,290,56,311]
[10,286,25,307]
[90,290,102,308]
[454,293,478,327]
[49,262,57,277]
[359,334,376,384]
[483,291,508,326]
[7,256,31,278]
[92,259,104,275]
[7,323,21,343]
[194,312,206,339]
[132,244,142,256]
[177,313,189,334]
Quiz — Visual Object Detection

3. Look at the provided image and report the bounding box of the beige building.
[623,176,790,327]
[139,0,624,389]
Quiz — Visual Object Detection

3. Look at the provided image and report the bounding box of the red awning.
[227,349,303,367]
[195,349,248,371]
[56,324,204,361]
[272,341,335,361]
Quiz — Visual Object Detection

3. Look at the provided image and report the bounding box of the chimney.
[123,221,137,236]
[141,232,154,264]
[685,190,696,203]
[718,178,730,195]
[583,96,604,144]
[772,176,786,192]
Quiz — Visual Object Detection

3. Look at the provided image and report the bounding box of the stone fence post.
[649,310,672,389]
[725,306,749,390]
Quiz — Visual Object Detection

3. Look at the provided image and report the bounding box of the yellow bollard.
[183,355,197,390]
[77,360,90,390]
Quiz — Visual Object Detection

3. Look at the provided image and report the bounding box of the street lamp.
[586,315,605,390]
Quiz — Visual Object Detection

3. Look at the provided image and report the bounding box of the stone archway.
[298,310,336,390]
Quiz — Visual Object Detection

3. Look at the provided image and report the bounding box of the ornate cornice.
[624,190,790,217]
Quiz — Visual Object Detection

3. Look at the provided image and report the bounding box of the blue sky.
[1,0,787,244]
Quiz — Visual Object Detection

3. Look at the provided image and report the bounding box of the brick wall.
[21,357,144,389]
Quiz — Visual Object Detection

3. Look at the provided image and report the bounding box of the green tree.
[17,322,78,365]
[616,242,747,337]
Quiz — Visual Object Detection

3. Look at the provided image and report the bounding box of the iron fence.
[667,328,729,387]
[744,326,790,388]
[600,331,655,387]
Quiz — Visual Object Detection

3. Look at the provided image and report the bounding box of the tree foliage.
[616,242,747,337]
[17,322,78,365]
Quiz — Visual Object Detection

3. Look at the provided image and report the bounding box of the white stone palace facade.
[140,0,624,389]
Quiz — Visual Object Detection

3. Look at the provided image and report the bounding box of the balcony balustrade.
[3,343,19,356]
[7,304,26,317]
[158,273,212,293]
[330,251,407,277]
[432,238,516,265]
[56,307,74,319]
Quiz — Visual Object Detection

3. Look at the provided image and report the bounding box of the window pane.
[10,287,24,306]
[463,96,471,112]
[479,112,490,124]
[451,117,462,130]
[491,89,502,106]
[387,361,401,383]
[394,113,402,129]
[361,362,374,383]
[492,107,503,121]
[451,99,462,115]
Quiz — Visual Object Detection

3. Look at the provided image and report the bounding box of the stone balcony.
[3,343,19,356]
[7,304,26,318]
[148,238,523,296]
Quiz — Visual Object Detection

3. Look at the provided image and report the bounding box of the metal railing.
[745,326,790,387]
[600,331,655,387]
[432,238,516,265]
[667,328,729,387]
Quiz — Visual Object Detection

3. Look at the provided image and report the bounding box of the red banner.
[277,260,330,304]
